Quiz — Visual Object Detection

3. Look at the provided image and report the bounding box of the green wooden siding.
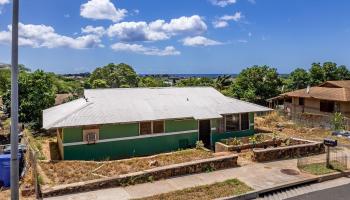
[99,123,139,139]
[165,119,198,132]
[63,127,83,143]
[63,132,198,160]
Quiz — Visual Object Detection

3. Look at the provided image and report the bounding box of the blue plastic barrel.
[0,153,21,187]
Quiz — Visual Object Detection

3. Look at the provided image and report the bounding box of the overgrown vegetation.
[39,149,213,185]
[136,178,252,200]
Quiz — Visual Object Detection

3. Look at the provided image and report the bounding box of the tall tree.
[309,62,324,85]
[89,63,138,88]
[3,70,56,128]
[230,65,282,104]
[287,68,310,90]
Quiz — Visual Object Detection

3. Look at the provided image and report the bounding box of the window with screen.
[140,122,152,135]
[153,121,164,134]
[83,128,99,144]
[320,100,335,113]
[225,114,240,132]
[299,98,305,106]
[240,113,250,130]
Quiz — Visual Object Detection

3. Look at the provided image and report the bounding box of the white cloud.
[111,42,180,56]
[80,0,127,22]
[210,0,236,7]
[213,12,242,28]
[220,12,242,21]
[182,36,222,47]
[0,23,103,49]
[0,0,9,5]
[107,15,207,42]
[213,21,228,28]
[81,25,106,36]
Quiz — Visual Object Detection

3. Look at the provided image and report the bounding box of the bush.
[196,140,205,149]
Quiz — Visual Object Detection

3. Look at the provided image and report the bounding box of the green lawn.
[135,179,252,200]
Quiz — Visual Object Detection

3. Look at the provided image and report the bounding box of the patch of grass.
[135,179,252,200]
[299,161,347,175]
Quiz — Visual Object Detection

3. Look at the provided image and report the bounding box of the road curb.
[217,171,350,200]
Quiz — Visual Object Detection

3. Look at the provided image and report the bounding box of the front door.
[199,120,211,148]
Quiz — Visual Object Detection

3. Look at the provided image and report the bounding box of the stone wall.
[252,138,325,162]
[215,139,283,153]
[41,154,238,198]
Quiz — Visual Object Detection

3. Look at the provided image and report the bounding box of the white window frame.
[83,128,99,144]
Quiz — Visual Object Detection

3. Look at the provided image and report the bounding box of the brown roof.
[282,87,350,102]
[55,93,72,105]
[319,80,350,89]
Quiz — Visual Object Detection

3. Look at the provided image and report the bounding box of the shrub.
[196,140,205,149]
[331,112,345,131]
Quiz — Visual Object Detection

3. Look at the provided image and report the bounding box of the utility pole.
[10,0,19,199]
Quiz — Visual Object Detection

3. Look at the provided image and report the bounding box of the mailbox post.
[323,138,337,168]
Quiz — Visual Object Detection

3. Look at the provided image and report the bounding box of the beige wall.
[340,102,350,117]
[290,97,350,117]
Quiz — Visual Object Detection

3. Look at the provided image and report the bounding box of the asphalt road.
[286,183,350,200]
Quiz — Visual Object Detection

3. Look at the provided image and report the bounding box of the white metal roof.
[43,87,272,129]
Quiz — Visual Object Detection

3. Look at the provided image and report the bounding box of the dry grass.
[135,178,252,200]
[39,149,214,186]
[0,189,35,200]
[255,112,350,146]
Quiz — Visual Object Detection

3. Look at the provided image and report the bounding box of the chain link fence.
[297,148,348,172]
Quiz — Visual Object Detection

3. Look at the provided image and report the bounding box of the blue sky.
[0,0,350,74]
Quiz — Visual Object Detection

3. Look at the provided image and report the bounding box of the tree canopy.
[3,70,56,128]
[89,63,138,88]
[229,65,282,104]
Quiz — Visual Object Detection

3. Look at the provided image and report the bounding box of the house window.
[153,121,164,134]
[225,114,240,132]
[299,98,305,106]
[140,121,152,135]
[83,128,99,144]
[320,100,335,113]
[216,118,225,133]
[240,113,250,130]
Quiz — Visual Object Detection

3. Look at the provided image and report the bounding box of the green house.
[43,87,271,160]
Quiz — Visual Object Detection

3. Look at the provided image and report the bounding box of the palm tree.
[213,75,232,91]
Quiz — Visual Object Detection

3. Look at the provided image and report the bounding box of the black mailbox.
[324,138,337,147]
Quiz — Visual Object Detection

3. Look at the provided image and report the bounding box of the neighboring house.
[55,93,72,106]
[268,80,350,117]
[43,87,271,160]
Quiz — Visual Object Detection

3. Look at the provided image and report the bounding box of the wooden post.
[326,146,330,168]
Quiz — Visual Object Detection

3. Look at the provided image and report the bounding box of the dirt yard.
[39,149,215,186]
[255,112,350,146]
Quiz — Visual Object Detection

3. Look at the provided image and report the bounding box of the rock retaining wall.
[252,138,325,162]
[215,139,283,153]
[41,154,238,198]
